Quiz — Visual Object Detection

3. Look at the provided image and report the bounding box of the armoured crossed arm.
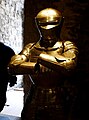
[8,43,37,75]
[9,43,34,66]
[8,41,78,75]
[37,41,78,73]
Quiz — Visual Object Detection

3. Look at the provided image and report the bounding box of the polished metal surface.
[8,8,78,120]
[36,8,62,29]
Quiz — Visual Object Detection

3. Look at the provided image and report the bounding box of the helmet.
[35,8,63,48]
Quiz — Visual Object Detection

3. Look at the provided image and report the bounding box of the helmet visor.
[36,17,62,29]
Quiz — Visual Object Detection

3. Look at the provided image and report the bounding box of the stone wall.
[0,0,24,54]
[0,0,25,87]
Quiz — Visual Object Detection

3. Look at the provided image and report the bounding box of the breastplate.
[21,41,66,120]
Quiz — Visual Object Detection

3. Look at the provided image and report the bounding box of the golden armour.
[8,8,79,120]
[9,8,78,75]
